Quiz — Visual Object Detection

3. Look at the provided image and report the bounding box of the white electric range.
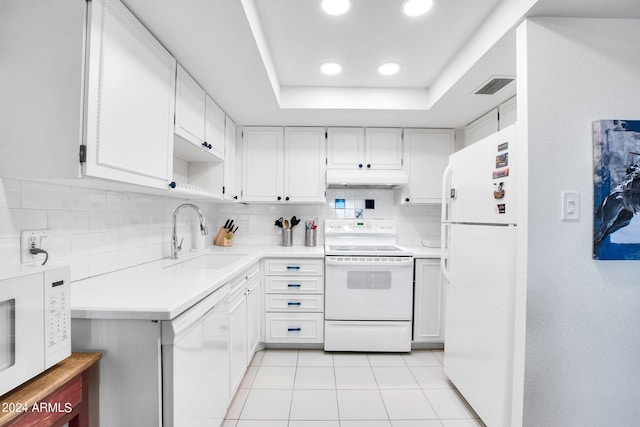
[323,219,414,352]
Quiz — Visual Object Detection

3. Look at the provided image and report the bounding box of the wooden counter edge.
[0,352,102,426]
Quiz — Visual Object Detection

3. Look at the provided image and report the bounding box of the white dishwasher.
[161,284,230,427]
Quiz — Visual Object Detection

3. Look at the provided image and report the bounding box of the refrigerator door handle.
[441,163,452,222]
[441,223,451,282]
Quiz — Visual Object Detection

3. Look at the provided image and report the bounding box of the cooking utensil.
[284,219,290,229]
[227,220,234,231]
[274,217,283,228]
[290,216,300,228]
[224,219,230,229]
[231,226,238,233]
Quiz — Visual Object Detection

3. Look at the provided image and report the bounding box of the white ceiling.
[253,0,501,89]
[122,0,640,128]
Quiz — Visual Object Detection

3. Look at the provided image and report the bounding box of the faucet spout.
[171,203,208,259]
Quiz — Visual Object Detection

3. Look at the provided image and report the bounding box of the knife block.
[213,227,234,247]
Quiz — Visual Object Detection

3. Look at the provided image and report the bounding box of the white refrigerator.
[441,125,517,427]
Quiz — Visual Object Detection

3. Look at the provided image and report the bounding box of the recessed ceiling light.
[378,63,400,76]
[322,0,351,16]
[320,62,342,75]
[402,0,434,17]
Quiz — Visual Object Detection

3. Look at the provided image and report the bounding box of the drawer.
[265,313,324,343]
[264,276,324,294]
[264,258,324,276]
[265,294,324,312]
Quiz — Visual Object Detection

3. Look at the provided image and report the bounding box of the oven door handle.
[325,257,413,267]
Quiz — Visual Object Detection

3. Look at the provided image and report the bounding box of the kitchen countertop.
[403,245,442,259]
[71,244,324,322]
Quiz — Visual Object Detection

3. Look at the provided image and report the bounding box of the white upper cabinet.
[498,96,517,129]
[175,65,206,148]
[84,0,176,188]
[465,97,517,146]
[398,129,454,205]
[365,128,403,169]
[0,0,175,190]
[205,95,226,159]
[284,127,326,203]
[327,128,364,169]
[174,65,224,162]
[242,127,326,203]
[327,127,402,170]
[465,108,499,146]
[223,116,240,201]
[242,127,285,202]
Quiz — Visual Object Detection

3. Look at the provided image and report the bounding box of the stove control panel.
[325,219,396,235]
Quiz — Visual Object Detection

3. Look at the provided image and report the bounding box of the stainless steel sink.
[167,254,246,269]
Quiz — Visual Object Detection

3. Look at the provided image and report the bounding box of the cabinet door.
[402,129,454,204]
[327,128,364,169]
[242,127,284,202]
[413,259,444,343]
[284,127,326,203]
[229,291,247,398]
[204,95,225,159]
[465,108,498,146]
[223,116,239,200]
[498,96,517,129]
[246,277,261,361]
[365,128,403,169]
[84,0,175,189]
[175,65,206,147]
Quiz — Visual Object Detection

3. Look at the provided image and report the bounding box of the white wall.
[519,18,640,426]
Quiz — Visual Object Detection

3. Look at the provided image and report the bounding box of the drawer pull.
[287,283,301,288]
[286,265,301,270]
[287,302,302,306]
[287,327,301,332]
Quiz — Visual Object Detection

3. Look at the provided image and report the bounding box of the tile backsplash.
[0,179,441,281]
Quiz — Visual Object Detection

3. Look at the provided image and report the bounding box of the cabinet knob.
[207,143,212,149]
[367,164,371,168]
[405,197,410,202]
[168,181,176,189]
[285,196,290,201]
[234,196,238,200]
[277,196,282,201]
[358,163,363,168]
[202,142,207,147]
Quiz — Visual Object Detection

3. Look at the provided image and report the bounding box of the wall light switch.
[562,191,580,221]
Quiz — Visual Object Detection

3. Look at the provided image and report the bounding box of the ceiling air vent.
[474,76,515,95]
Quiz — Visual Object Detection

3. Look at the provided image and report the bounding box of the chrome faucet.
[171,203,208,259]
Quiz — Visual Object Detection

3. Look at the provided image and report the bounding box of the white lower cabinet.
[246,269,262,360]
[71,263,262,427]
[228,276,248,398]
[228,264,261,398]
[263,258,325,344]
[413,258,445,343]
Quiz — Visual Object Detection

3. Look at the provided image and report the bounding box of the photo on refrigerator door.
[593,120,640,260]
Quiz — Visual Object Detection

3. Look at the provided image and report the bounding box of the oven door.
[325,256,413,321]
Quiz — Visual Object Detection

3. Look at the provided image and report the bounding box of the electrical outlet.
[20,230,49,263]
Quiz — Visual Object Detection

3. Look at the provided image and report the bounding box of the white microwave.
[0,266,71,396]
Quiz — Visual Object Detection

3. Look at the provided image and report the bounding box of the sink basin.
[167,254,247,270]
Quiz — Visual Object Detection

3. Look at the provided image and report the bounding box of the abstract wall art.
[593,120,640,260]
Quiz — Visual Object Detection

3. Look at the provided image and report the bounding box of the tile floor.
[223,349,485,427]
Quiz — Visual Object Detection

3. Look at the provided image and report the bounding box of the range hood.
[326,169,408,188]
